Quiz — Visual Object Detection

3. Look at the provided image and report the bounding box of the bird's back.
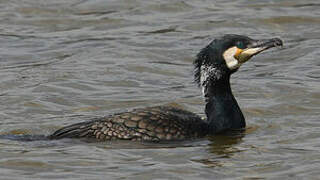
[49,106,208,142]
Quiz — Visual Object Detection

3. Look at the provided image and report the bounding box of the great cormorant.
[49,34,283,142]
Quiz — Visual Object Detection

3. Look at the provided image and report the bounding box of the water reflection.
[207,130,245,157]
[188,130,245,168]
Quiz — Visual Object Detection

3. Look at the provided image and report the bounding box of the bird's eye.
[236,41,246,49]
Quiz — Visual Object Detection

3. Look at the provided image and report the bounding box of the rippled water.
[0,0,320,179]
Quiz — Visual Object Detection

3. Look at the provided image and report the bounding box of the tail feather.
[48,121,96,139]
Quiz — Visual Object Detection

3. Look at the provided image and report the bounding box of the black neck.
[204,75,246,134]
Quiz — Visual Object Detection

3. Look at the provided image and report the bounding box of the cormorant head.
[194,34,283,92]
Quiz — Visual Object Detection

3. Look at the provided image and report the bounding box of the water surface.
[1,0,320,179]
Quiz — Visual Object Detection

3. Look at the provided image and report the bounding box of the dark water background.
[0,0,320,179]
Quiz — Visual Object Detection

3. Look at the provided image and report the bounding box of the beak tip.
[272,38,283,47]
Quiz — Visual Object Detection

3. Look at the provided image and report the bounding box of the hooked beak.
[235,38,283,63]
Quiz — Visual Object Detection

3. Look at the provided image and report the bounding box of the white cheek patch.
[223,46,240,70]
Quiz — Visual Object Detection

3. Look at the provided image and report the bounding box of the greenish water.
[0,0,320,179]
